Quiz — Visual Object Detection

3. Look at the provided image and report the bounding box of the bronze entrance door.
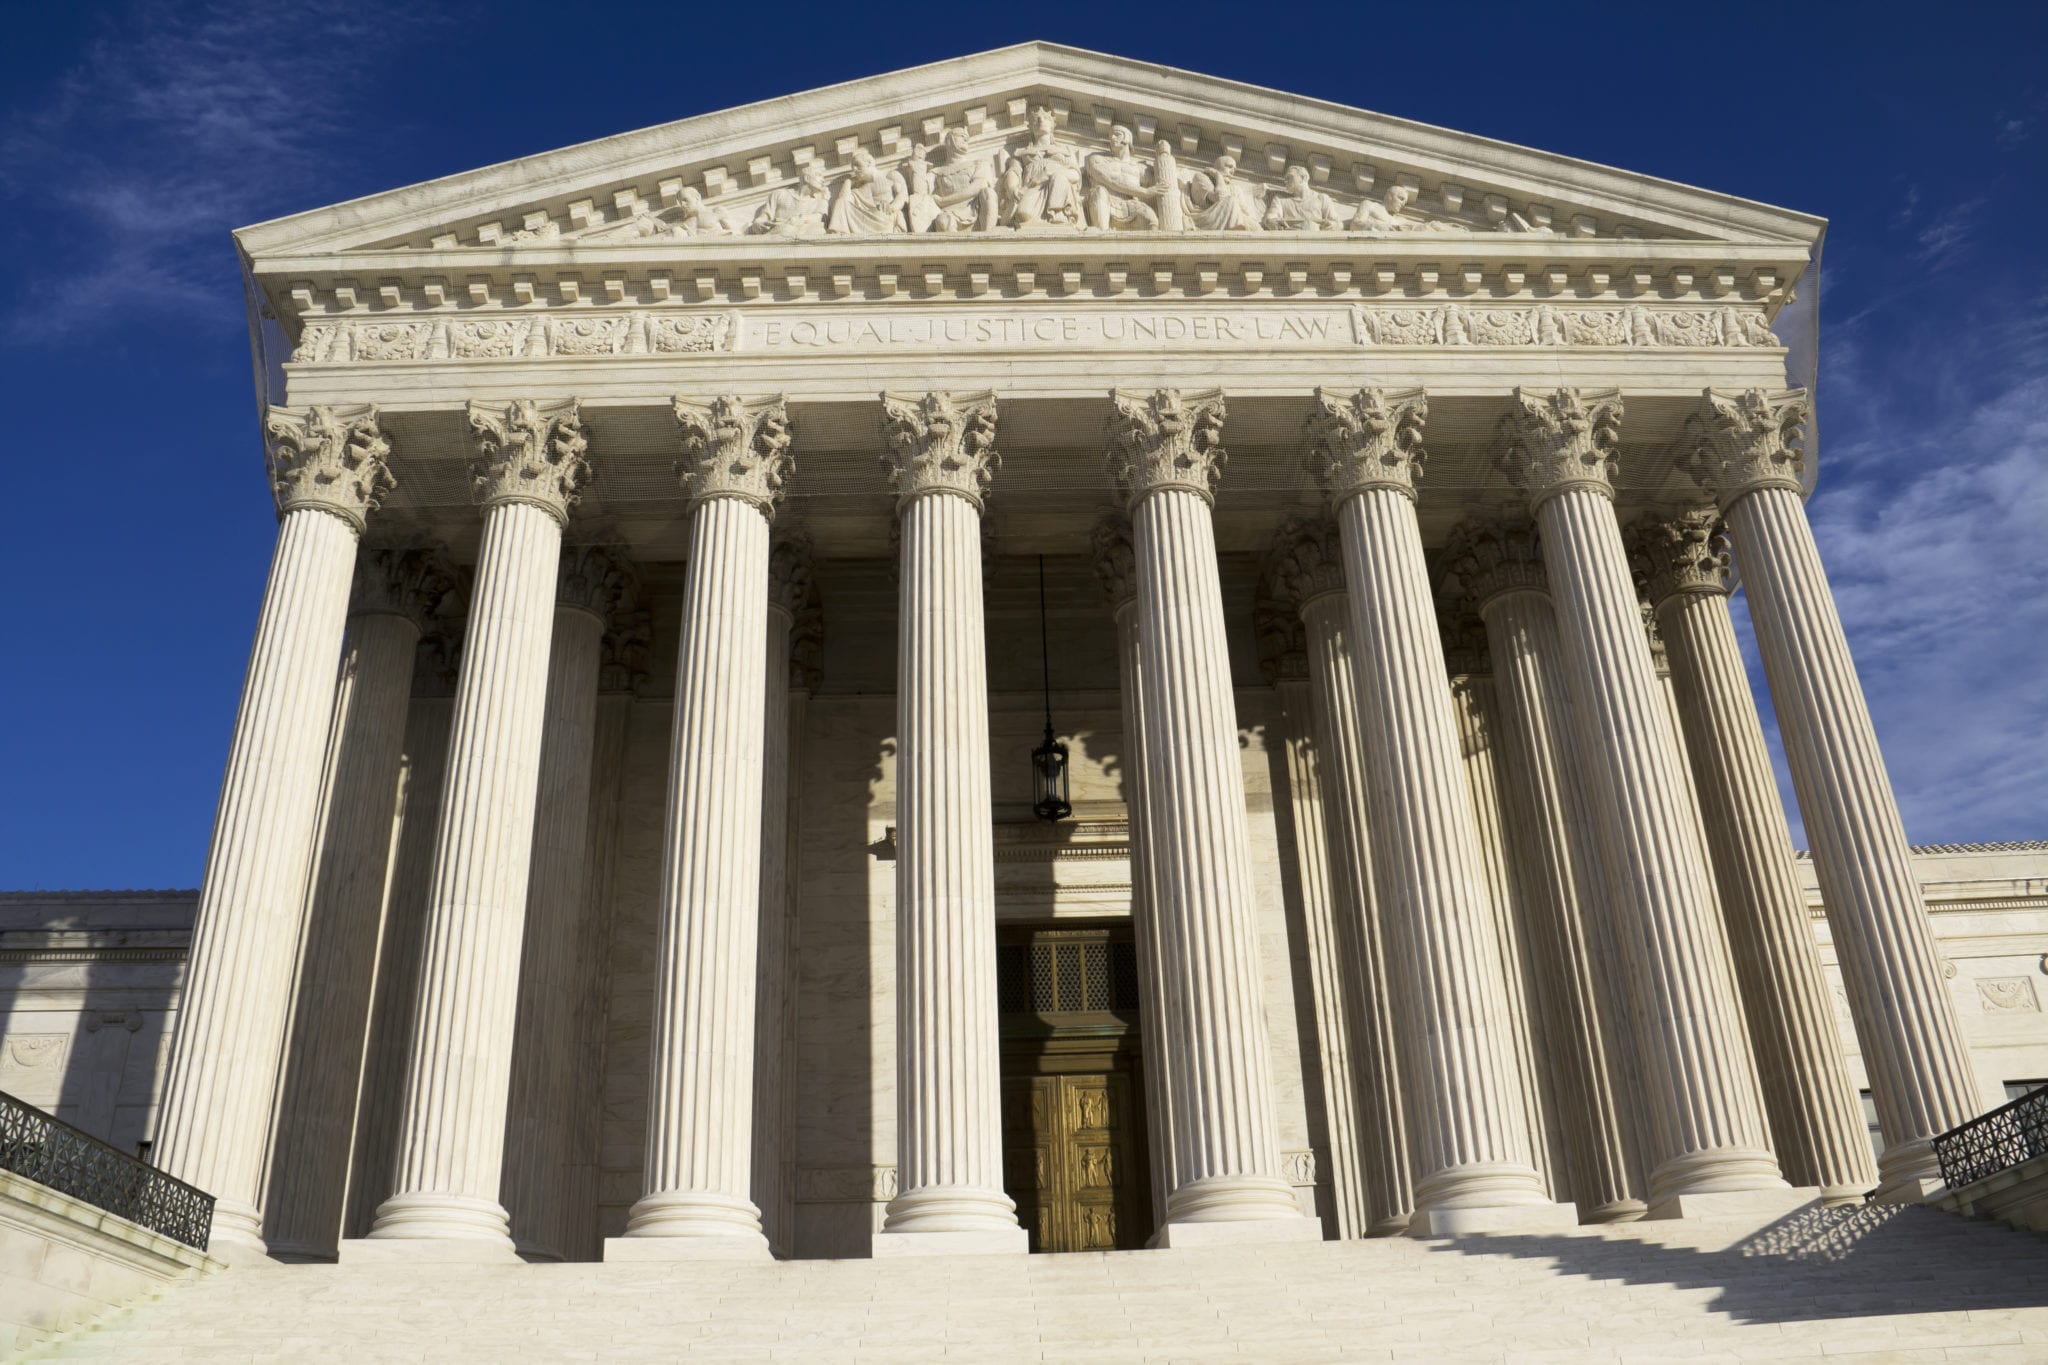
[995,926,1152,1252]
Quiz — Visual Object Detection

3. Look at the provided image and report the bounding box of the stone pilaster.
[1093,515,1180,1234]
[874,390,1026,1255]
[1629,509,1876,1199]
[358,398,589,1255]
[1112,388,1318,1246]
[1256,577,1372,1240]
[501,546,637,1259]
[1307,389,1568,1236]
[1444,520,1646,1222]
[153,405,393,1257]
[1683,388,1980,1198]
[753,534,816,1258]
[1266,516,1413,1236]
[616,396,791,1257]
[1499,387,1786,1215]
[266,548,456,1260]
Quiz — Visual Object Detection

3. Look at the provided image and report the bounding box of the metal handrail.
[1933,1085,2048,1191]
[0,1090,213,1251]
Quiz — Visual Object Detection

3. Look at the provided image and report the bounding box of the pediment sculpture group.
[588,106,1504,241]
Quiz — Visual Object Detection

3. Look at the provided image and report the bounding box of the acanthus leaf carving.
[352,546,459,629]
[1107,387,1228,508]
[265,403,395,533]
[1263,513,1347,612]
[1497,386,1624,506]
[1626,509,1731,609]
[673,394,794,518]
[1679,387,1810,508]
[1305,386,1428,506]
[557,544,639,625]
[881,389,1001,510]
[465,397,591,524]
[1089,513,1138,609]
[1442,518,1548,609]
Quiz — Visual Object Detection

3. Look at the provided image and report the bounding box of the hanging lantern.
[1031,556,1071,823]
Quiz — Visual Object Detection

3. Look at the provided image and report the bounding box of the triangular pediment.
[235,43,1821,265]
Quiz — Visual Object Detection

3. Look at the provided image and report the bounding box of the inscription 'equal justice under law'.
[753,311,1348,349]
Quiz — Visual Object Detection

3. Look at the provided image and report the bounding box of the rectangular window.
[2003,1079,2048,1104]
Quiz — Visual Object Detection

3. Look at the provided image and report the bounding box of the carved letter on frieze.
[673,394,794,519]
[265,404,395,533]
[1107,387,1229,508]
[1496,387,1625,506]
[880,390,1000,510]
[1304,386,1428,507]
[1679,388,1810,508]
[465,398,592,524]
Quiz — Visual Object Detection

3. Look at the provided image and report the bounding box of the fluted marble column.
[1499,387,1787,1216]
[616,396,791,1258]
[1306,388,1569,1236]
[875,391,1026,1255]
[753,536,817,1258]
[1444,521,1646,1222]
[1266,516,1414,1236]
[1110,388,1318,1247]
[266,548,455,1260]
[1093,515,1180,1234]
[1683,388,1980,1198]
[1629,509,1876,1199]
[1254,586,1372,1240]
[355,398,590,1255]
[153,405,394,1257]
[501,546,635,1259]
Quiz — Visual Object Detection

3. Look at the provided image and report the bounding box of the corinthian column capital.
[557,544,639,625]
[1089,514,1138,609]
[266,404,395,533]
[1497,387,1624,506]
[351,546,458,629]
[1108,387,1227,509]
[674,395,794,518]
[1442,518,1547,609]
[1263,513,1346,612]
[466,398,591,524]
[881,390,1000,511]
[1627,509,1732,609]
[598,609,653,695]
[1306,386,1427,506]
[767,534,816,620]
[1680,388,1810,508]
[1253,586,1309,684]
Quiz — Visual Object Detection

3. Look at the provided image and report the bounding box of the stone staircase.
[27,1203,2048,1363]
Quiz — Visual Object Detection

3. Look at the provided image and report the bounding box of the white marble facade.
[2,43,2028,1261]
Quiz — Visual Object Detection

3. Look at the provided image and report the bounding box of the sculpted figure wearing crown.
[998,105,1086,228]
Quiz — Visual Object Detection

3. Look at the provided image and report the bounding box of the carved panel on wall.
[1283,1149,1318,1187]
[795,1163,898,1203]
[1979,977,2042,1014]
[1,1034,70,1103]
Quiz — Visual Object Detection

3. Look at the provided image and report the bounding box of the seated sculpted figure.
[1184,154,1262,231]
[1264,165,1349,231]
[998,105,1085,228]
[672,187,735,236]
[750,161,831,236]
[828,148,906,234]
[924,127,998,232]
[1350,182,1456,233]
[1085,125,1165,230]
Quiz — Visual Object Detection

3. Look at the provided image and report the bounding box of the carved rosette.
[351,546,457,628]
[597,608,653,695]
[1107,387,1228,509]
[1680,388,1810,508]
[1442,519,1548,609]
[557,544,638,624]
[1089,514,1138,609]
[1497,387,1625,507]
[466,398,591,524]
[880,390,1000,511]
[1305,387,1428,507]
[1627,509,1732,609]
[265,404,396,533]
[1263,513,1347,612]
[674,394,794,519]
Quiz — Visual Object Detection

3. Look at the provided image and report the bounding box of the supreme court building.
[18,44,2047,1277]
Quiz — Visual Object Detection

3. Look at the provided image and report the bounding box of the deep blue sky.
[1,1,2043,889]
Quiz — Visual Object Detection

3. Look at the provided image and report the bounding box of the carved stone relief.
[1979,978,2042,1014]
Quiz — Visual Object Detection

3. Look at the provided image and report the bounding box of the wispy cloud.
[1911,196,1987,268]
[0,0,445,342]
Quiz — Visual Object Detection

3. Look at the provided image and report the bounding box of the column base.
[1580,1199,1648,1225]
[1367,1215,1414,1238]
[204,1199,271,1264]
[604,1234,772,1263]
[1406,1201,1579,1238]
[1873,1176,1946,1205]
[337,1237,521,1264]
[871,1227,1029,1258]
[1647,1186,1820,1222]
[1149,1215,1323,1249]
[1820,1182,1879,1207]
